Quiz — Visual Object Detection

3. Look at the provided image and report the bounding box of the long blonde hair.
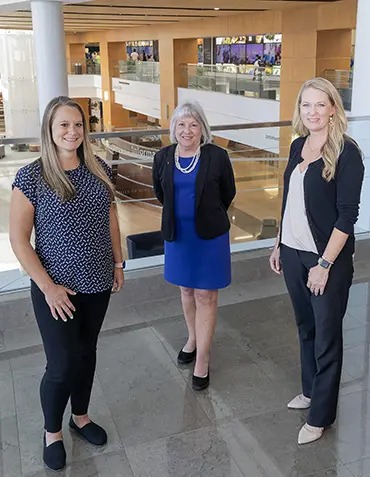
[40,96,114,201]
[292,77,348,181]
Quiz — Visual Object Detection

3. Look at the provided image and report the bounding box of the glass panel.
[115,60,160,84]
[1,117,369,293]
[181,63,280,100]
[69,59,101,75]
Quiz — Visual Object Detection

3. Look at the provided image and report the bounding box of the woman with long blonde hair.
[9,96,124,470]
[269,78,364,444]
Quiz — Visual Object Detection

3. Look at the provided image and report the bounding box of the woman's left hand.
[112,268,124,293]
[307,265,329,296]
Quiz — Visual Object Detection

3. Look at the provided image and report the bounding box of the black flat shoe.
[192,371,210,391]
[43,434,66,471]
[177,347,196,365]
[69,417,107,446]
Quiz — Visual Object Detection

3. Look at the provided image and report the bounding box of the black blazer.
[280,136,364,256]
[152,143,236,241]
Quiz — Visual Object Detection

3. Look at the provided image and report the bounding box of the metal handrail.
[0,116,369,145]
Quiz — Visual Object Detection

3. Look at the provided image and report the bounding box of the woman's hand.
[112,268,124,293]
[269,247,282,274]
[43,283,76,322]
[307,265,329,296]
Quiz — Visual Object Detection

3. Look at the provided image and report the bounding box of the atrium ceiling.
[0,0,340,33]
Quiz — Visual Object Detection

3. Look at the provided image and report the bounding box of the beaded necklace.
[174,145,201,174]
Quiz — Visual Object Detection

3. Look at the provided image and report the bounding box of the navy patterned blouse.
[13,158,114,293]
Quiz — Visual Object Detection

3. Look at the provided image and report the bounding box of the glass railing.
[181,63,281,100]
[1,116,369,293]
[116,60,160,84]
[70,59,101,75]
[322,69,352,111]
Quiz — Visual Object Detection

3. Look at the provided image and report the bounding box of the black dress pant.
[280,244,353,427]
[31,281,111,433]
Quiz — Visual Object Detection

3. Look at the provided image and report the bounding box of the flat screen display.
[263,43,281,65]
[246,44,263,64]
[230,44,246,64]
[216,44,231,63]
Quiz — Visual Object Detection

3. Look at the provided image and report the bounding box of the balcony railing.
[116,60,160,84]
[70,59,101,75]
[181,63,281,100]
[1,116,369,293]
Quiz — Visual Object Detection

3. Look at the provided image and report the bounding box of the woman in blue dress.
[152,101,236,391]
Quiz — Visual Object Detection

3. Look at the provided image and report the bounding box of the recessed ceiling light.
[214,7,220,10]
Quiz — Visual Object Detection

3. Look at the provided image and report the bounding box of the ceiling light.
[214,7,220,11]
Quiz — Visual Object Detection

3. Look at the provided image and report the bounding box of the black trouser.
[31,282,111,433]
[280,244,353,428]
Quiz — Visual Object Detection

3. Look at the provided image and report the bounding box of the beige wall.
[67,43,86,74]
[173,39,198,107]
[74,97,89,125]
[316,29,352,77]
[66,0,357,130]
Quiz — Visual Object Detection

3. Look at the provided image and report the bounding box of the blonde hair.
[292,77,348,181]
[40,96,114,201]
[169,101,212,146]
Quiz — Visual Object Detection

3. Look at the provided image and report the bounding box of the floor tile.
[346,457,370,477]
[331,390,370,464]
[134,296,184,322]
[125,426,245,477]
[152,315,255,373]
[97,329,211,447]
[0,415,22,477]
[218,413,342,477]
[192,362,291,422]
[303,466,355,477]
[1,249,370,476]
[23,450,134,477]
[0,365,16,419]
[0,297,35,332]
[3,322,41,352]
[102,303,144,331]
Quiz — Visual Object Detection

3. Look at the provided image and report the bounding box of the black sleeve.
[287,137,303,163]
[152,151,163,204]
[220,149,236,210]
[334,143,364,235]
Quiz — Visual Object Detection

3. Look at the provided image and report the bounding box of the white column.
[348,0,370,234]
[31,0,68,119]
[351,0,370,116]
[0,30,40,137]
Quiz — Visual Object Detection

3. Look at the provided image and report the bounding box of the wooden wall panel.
[316,29,351,76]
[66,0,357,129]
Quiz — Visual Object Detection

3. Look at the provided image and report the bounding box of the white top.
[281,164,318,253]
[130,51,139,61]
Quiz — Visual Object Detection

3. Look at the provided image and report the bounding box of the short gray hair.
[169,101,212,145]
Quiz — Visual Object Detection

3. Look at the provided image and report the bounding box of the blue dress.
[164,156,231,290]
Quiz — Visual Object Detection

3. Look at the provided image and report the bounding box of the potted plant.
[89,115,99,132]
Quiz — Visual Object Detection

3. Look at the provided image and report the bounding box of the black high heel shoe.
[43,433,66,471]
[177,347,196,365]
[192,370,210,391]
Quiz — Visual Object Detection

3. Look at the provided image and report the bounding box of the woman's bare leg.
[193,289,218,376]
[180,287,196,351]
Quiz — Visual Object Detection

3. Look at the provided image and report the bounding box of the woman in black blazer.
[270,78,364,445]
[152,101,236,390]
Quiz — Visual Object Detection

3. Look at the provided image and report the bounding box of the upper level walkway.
[1,241,370,476]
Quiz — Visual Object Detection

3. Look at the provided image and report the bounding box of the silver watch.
[318,257,333,270]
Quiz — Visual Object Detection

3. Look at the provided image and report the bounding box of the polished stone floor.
[1,244,370,477]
